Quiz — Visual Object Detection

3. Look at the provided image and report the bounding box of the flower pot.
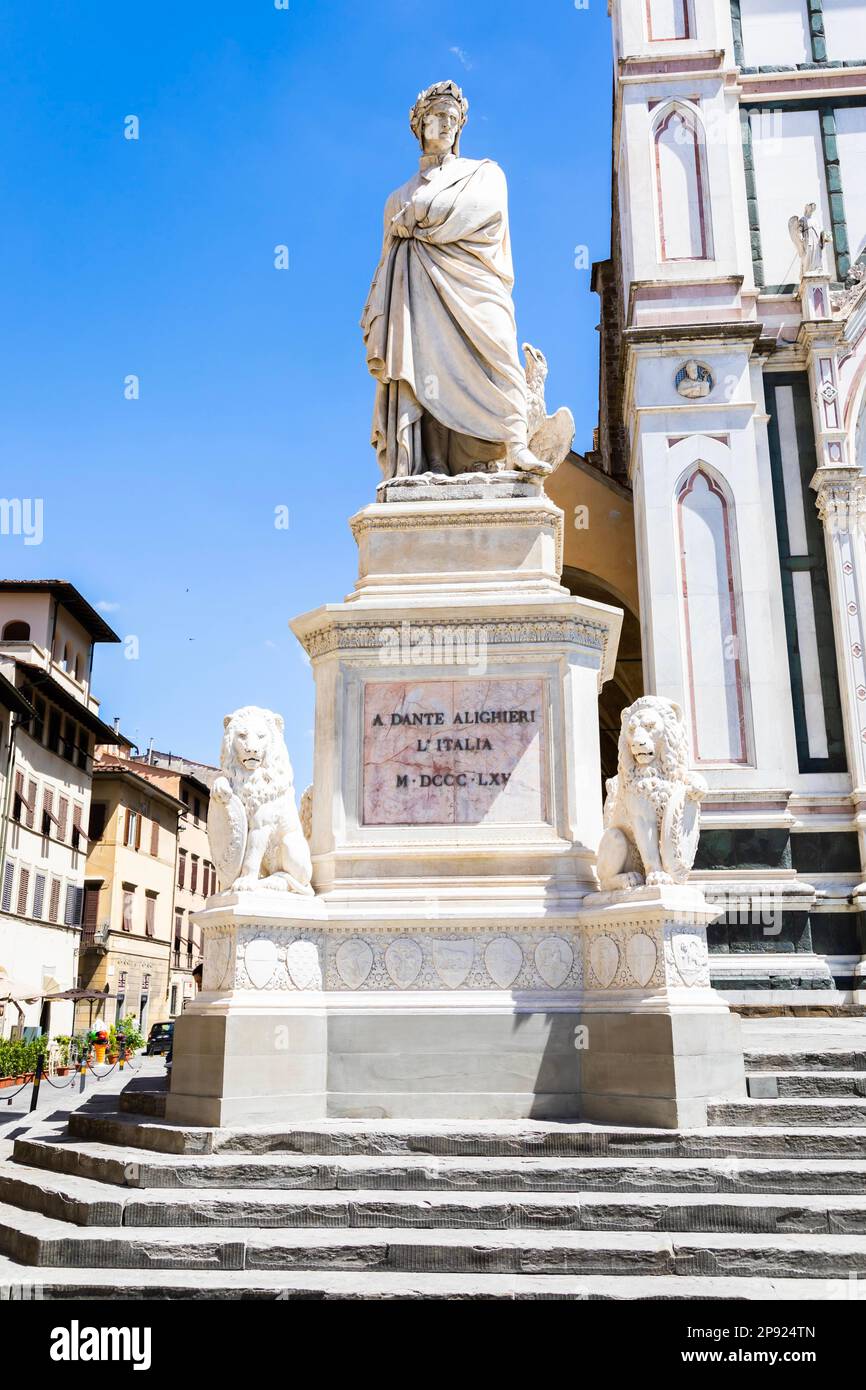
[107,1052,118,1063]
[93,1043,107,1064]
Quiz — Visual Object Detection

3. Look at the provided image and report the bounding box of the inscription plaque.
[362,677,547,826]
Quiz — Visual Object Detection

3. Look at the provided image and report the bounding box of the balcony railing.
[80,922,110,951]
[172,951,201,971]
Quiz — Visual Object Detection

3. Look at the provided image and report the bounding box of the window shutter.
[88,802,106,842]
[13,771,24,821]
[1,862,14,913]
[71,802,83,849]
[145,895,155,937]
[17,868,30,916]
[135,813,142,851]
[32,874,46,920]
[150,818,159,856]
[190,857,198,894]
[57,797,69,842]
[25,780,36,829]
[48,877,61,922]
[83,885,99,930]
[64,883,77,925]
[42,788,54,836]
[178,852,186,890]
[76,886,85,925]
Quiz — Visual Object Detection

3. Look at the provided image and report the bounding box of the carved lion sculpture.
[207,705,314,895]
[596,696,707,892]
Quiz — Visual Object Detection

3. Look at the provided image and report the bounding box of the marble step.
[15,1135,866,1195]
[65,1112,866,1160]
[4,1164,866,1235]
[1,1204,864,1277]
[709,1098,866,1127]
[744,1051,866,1073]
[0,1259,858,1301]
[119,1089,166,1118]
[748,1071,866,1099]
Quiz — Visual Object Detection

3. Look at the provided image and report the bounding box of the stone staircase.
[0,1040,865,1299]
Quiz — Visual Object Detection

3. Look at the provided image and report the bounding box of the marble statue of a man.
[361,80,547,479]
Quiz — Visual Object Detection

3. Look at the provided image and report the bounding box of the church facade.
[551,0,866,1005]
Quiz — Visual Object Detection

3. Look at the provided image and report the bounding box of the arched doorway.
[561,566,643,786]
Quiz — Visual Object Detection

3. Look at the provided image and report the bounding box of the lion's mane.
[220,706,294,815]
[615,696,690,814]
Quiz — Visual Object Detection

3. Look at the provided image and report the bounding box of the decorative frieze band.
[202,922,584,994]
[201,917,712,995]
[298,617,611,663]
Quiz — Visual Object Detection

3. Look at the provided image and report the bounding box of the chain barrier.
[86,1060,118,1078]
[1,1074,37,1103]
[41,1072,79,1090]
[2,1051,147,1107]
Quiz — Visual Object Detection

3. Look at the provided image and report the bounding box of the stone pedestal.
[576,885,746,1128]
[168,893,587,1124]
[166,894,329,1127]
[169,477,745,1128]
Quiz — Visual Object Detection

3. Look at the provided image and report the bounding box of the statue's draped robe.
[361,154,529,479]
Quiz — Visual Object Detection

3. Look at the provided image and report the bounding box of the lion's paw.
[646,870,674,887]
[233,874,261,892]
[610,871,644,890]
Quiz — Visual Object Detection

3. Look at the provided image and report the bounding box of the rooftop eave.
[0,581,121,643]
[14,661,124,745]
[0,671,35,719]
[92,763,186,812]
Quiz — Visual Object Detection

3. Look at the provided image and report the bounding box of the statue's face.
[421,100,460,155]
[627,710,663,766]
[231,717,270,771]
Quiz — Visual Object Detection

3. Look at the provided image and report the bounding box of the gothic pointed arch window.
[653,104,713,262]
[676,465,750,764]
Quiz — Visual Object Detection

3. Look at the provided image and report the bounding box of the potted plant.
[115,1014,144,1059]
[0,1036,47,1087]
[53,1035,72,1075]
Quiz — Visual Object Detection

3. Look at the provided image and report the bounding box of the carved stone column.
[813,469,866,798]
[813,469,866,1002]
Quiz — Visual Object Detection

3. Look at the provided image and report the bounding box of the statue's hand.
[390,203,415,239]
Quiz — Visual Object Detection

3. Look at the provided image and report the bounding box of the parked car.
[145,1022,174,1056]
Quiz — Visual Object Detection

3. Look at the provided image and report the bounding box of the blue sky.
[1,0,613,787]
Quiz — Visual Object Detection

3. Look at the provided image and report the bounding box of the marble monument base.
[576,885,746,1128]
[166,886,744,1129]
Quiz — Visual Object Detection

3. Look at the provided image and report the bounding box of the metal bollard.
[29,1053,44,1113]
